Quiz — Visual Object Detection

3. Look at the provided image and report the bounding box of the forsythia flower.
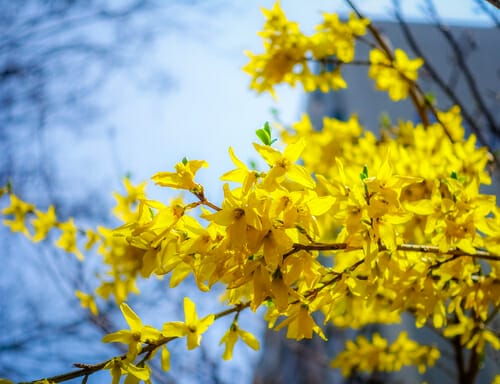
[274,304,327,341]
[220,147,259,193]
[31,205,57,242]
[2,194,34,236]
[113,178,147,222]
[244,2,308,96]
[104,358,151,384]
[369,48,423,101]
[152,159,208,193]
[331,332,439,376]
[102,303,162,360]
[162,297,214,350]
[75,290,98,316]
[254,138,315,190]
[55,218,83,260]
[312,12,369,63]
[219,323,260,360]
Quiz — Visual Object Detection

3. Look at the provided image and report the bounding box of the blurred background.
[0,0,498,383]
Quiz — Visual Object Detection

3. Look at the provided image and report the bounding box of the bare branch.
[392,0,494,149]
[286,241,500,262]
[484,0,500,10]
[475,0,500,27]
[424,0,500,137]
[19,302,251,384]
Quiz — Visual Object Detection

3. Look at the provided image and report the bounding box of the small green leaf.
[379,112,391,128]
[149,207,155,219]
[270,107,280,121]
[450,170,466,182]
[425,92,436,105]
[6,179,12,193]
[263,121,271,135]
[256,129,271,145]
[181,156,188,165]
[360,165,369,181]
[264,298,274,307]
[256,121,274,145]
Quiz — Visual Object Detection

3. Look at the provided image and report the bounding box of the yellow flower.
[219,324,260,360]
[55,218,83,260]
[112,178,146,222]
[31,205,57,242]
[2,194,34,236]
[275,304,327,340]
[254,138,315,190]
[331,332,439,376]
[102,303,162,360]
[369,48,423,101]
[152,159,208,193]
[312,12,368,63]
[244,2,309,96]
[103,358,151,384]
[220,147,259,193]
[203,184,262,249]
[162,297,214,350]
[75,290,98,316]
[84,229,101,250]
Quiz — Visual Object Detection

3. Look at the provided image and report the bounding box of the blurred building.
[306,21,500,141]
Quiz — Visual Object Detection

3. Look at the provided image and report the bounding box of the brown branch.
[364,0,500,170]
[284,241,500,262]
[484,0,500,10]
[345,0,430,127]
[193,190,222,212]
[475,0,500,27]
[392,2,483,134]
[424,0,500,137]
[201,199,222,212]
[452,333,468,384]
[19,301,250,384]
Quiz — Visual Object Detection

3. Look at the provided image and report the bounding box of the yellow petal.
[307,196,335,216]
[120,303,143,331]
[198,314,215,334]
[162,321,187,338]
[184,297,198,324]
[253,143,282,166]
[238,329,260,350]
[161,346,171,371]
[187,331,201,350]
[102,330,131,344]
[220,329,238,360]
[287,164,315,189]
[284,138,306,163]
[124,362,150,380]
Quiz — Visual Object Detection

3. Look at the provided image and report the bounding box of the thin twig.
[345,0,430,127]
[475,0,500,28]
[284,241,500,262]
[484,0,500,10]
[20,302,250,384]
[425,0,500,137]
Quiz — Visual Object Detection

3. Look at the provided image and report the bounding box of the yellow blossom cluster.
[1,2,499,383]
[331,332,440,376]
[244,2,369,95]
